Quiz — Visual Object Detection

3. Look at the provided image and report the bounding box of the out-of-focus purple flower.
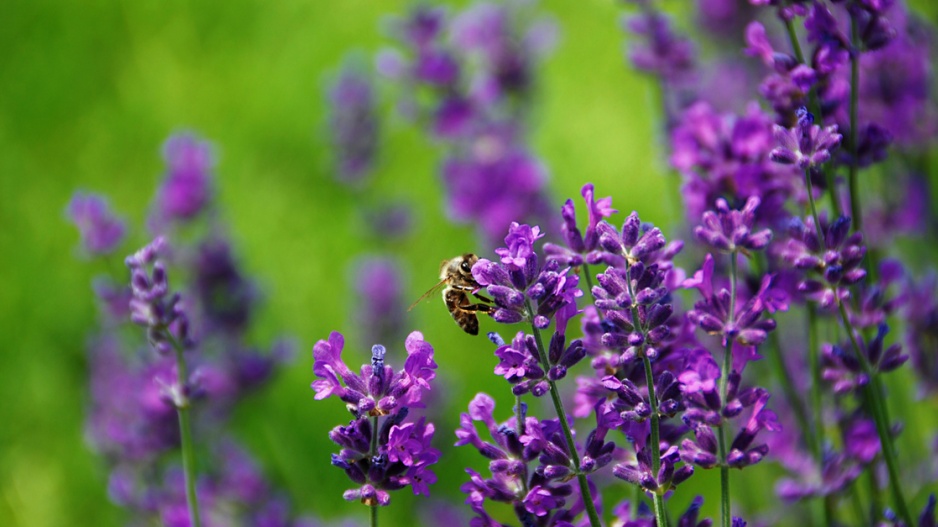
[776,450,863,501]
[779,214,866,308]
[194,237,256,335]
[694,197,773,254]
[67,192,126,255]
[822,323,908,393]
[328,60,379,185]
[671,101,798,226]
[902,272,938,394]
[864,173,931,248]
[622,9,695,83]
[312,331,437,416]
[158,133,214,221]
[770,108,843,169]
[856,7,937,148]
[351,257,408,347]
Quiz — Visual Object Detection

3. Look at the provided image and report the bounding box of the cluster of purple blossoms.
[822,323,908,393]
[66,192,126,256]
[155,133,214,223]
[456,394,606,526]
[312,331,441,505]
[380,2,557,246]
[770,108,843,170]
[328,60,379,186]
[71,132,305,526]
[670,101,800,226]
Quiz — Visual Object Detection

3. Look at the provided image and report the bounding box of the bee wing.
[407,278,449,312]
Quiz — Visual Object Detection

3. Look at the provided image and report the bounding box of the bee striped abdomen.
[443,287,479,335]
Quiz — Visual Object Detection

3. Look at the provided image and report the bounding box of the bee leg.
[462,303,491,313]
[472,292,493,304]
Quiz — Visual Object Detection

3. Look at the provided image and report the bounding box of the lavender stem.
[526,302,602,527]
[623,261,668,527]
[848,13,862,231]
[835,296,912,526]
[807,303,825,461]
[370,415,379,527]
[170,339,202,527]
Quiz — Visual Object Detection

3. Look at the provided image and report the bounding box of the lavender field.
[3,0,938,526]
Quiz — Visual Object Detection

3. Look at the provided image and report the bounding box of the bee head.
[459,253,479,276]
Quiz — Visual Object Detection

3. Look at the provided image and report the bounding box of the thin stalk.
[835,297,913,526]
[782,17,842,216]
[582,263,597,300]
[867,461,882,523]
[803,170,826,246]
[169,339,202,527]
[622,261,668,527]
[717,254,739,527]
[848,479,867,525]
[525,302,602,527]
[807,304,825,461]
[848,13,862,232]
[370,415,379,527]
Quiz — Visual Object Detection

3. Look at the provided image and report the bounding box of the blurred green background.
[2,1,937,526]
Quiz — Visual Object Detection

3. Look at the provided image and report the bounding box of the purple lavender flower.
[822,324,908,394]
[622,6,695,84]
[313,331,440,505]
[694,197,773,254]
[456,393,596,525]
[66,191,126,255]
[779,214,866,307]
[194,237,256,334]
[670,101,798,226]
[126,237,193,358]
[902,272,938,393]
[473,222,582,329]
[544,183,618,267]
[328,59,379,185]
[613,421,694,492]
[770,108,843,169]
[157,133,214,221]
[351,257,408,347]
[684,254,778,346]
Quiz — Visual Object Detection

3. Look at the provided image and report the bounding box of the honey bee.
[408,253,492,335]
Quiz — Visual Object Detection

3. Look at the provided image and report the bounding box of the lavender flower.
[125,238,194,358]
[472,222,582,329]
[613,421,694,492]
[779,214,866,307]
[684,254,778,346]
[194,237,257,335]
[544,183,618,267]
[328,59,379,185]
[313,331,440,505]
[822,324,908,394]
[770,108,843,169]
[622,6,695,84]
[670,101,798,226]
[694,197,773,254]
[351,257,408,347]
[157,133,214,221]
[902,272,938,393]
[66,191,126,255]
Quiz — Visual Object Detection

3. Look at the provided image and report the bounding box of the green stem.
[835,297,913,526]
[783,16,841,216]
[171,343,202,527]
[807,304,825,461]
[525,303,602,527]
[803,169,826,247]
[582,263,597,301]
[622,261,668,527]
[717,254,739,527]
[370,415,379,527]
[848,13,862,232]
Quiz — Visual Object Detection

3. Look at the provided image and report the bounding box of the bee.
[408,253,492,335]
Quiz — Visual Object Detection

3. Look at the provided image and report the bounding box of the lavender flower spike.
[126,237,193,358]
[66,191,127,255]
[158,133,215,221]
[694,197,772,255]
[770,107,842,169]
